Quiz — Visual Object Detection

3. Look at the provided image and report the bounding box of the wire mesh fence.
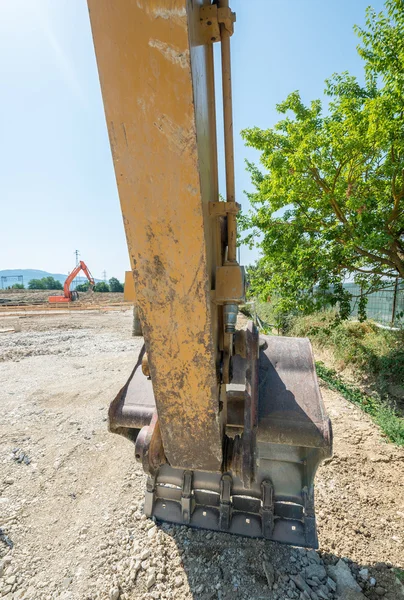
[316,279,404,326]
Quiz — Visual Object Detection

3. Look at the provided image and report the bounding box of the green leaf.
[241,0,404,315]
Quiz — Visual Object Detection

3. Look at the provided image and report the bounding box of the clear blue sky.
[0,0,385,279]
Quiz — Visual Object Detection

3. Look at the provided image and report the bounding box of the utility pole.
[73,250,81,290]
[102,270,107,282]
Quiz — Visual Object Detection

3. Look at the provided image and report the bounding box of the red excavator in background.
[49,261,95,303]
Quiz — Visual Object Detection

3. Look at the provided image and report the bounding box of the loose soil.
[0,311,403,600]
[0,290,126,306]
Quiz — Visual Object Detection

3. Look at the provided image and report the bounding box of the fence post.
[392,276,399,326]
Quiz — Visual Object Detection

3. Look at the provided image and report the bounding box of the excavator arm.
[63,261,95,298]
[78,261,95,291]
[88,0,332,547]
[49,260,95,303]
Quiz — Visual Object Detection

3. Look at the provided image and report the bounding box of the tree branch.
[340,264,394,276]
[388,168,404,224]
[354,246,397,268]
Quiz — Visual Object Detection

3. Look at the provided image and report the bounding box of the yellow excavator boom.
[88,0,332,547]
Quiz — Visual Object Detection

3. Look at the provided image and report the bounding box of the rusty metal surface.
[108,344,153,433]
[215,265,245,304]
[230,335,332,449]
[242,321,259,487]
[123,271,136,303]
[110,331,332,453]
[135,412,166,475]
[88,0,224,471]
[109,354,246,432]
[145,463,319,548]
[109,327,331,547]
[258,336,332,448]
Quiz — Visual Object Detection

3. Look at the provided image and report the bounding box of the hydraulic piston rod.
[218,0,237,264]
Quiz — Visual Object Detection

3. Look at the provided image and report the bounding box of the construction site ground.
[0,309,403,600]
[0,290,127,309]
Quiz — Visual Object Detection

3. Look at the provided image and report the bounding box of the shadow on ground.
[163,524,404,600]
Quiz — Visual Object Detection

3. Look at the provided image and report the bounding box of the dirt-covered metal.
[88,0,225,472]
[108,328,332,547]
[90,0,332,547]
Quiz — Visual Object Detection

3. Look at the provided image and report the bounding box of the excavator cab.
[88,0,332,547]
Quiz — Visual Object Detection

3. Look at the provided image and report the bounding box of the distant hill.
[0,269,67,286]
[0,269,101,288]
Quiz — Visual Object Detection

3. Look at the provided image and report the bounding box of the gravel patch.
[0,311,403,600]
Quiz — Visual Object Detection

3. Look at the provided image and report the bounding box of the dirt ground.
[0,289,126,306]
[0,310,403,600]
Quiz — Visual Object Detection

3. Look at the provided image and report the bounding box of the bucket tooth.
[144,465,321,547]
[261,479,275,539]
[219,474,232,531]
[181,471,193,524]
[303,486,317,548]
[144,475,156,518]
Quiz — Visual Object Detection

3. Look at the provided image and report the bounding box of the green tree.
[76,282,90,292]
[28,279,45,290]
[11,283,24,289]
[94,281,110,292]
[108,277,124,292]
[28,277,63,290]
[42,276,63,290]
[240,0,404,316]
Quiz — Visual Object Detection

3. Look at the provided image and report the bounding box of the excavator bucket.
[109,327,331,548]
[87,0,332,548]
